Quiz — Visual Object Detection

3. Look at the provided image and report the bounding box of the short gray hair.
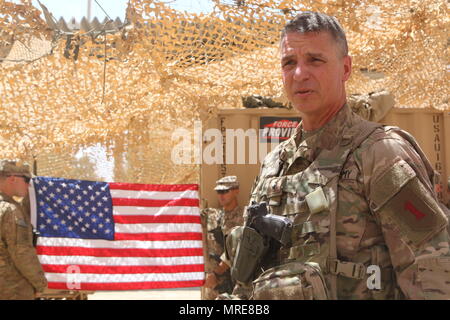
[281,12,348,57]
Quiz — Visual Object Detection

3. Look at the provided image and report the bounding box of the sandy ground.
[89,287,202,300]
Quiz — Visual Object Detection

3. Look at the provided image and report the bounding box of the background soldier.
[229,12,450,300]
[0,160,47,300]
[201,176,244,300]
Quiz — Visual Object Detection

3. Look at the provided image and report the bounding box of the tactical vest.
[248,115,450,300]
[249,119,384,300]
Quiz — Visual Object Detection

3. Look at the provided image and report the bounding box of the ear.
[342,55,352,82]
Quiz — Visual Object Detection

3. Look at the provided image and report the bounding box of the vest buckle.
[328,258,366,279]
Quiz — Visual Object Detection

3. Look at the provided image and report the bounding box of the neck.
[223,201,238,212]
[301,99,346,131]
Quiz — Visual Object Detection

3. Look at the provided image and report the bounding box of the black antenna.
[94,0,113,21]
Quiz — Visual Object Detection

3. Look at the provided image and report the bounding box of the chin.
[293,104,319,115]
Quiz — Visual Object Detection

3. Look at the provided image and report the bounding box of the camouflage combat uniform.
[220,206,245,266]
[0,192,47,299]
[201,205,245,300]
[242,104,450,300]
[201,207,225,300]
[221,206,244,238]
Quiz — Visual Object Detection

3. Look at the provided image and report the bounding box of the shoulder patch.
[370,159,448,248]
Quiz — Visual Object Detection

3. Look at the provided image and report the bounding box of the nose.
[293,61,310,82]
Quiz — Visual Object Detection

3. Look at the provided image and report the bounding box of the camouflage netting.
[0,0,448,183]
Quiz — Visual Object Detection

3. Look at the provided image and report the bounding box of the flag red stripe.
[37,246,203,258]
[47,280,205,290]
[113,215,201,224]
[112,198,199,207]
[42,264,204,274]
[114,232,202,241]
[109,183,199,192]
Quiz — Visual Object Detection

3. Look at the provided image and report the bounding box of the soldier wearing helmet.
[0,160,47,299]
[201,176,244,299]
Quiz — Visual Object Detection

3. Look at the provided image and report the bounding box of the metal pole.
[33,157,37,176]
[87,0,92,21]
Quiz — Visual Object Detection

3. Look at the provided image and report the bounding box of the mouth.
[294,89,314,97]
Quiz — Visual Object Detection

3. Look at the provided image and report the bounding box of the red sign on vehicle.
[260,117,301,143]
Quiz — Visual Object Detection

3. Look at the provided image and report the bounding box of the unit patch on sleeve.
[370,158,448,248]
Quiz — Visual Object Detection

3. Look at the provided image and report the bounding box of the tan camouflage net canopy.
[0,0,448,183]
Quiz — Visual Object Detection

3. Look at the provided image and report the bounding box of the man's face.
[281,31,352,119]
[10,175,30,198]
[217,188,239,208]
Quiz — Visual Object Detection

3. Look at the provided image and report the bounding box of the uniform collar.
[302,104,354,148]
[280,103,356,163]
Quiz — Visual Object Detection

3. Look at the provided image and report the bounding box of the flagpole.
[87,0,92,21]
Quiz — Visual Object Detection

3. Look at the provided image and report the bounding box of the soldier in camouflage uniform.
[0,160,47,299]
[201,176,245,299]
[228,12,450,300]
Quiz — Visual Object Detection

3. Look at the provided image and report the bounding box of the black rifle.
[214,270,234,294]
[32,229,40,247]
[209,226,224,248]
[208,252,222,263]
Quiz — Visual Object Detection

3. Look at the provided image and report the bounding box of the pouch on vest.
[231,227,267,284]
[252,261,329,300]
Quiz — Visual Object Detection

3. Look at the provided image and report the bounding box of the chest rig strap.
[326,120,382,299]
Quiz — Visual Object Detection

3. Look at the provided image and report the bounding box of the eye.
[309,57,325,64]
[282,59,295,68]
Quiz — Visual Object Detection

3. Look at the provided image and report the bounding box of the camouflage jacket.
[202,206,245,268]
[0,192,47,299]
[221,206,245,237]
[202,206,244,299]
[201,208,224,273]
[249,104,450,300]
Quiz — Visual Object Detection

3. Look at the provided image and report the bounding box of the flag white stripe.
[110,189,199,200]
[45,272,205,283]
[38,255,203,266]
[37,237,202,250]
[114,223,202,234]
[112,206,199,216]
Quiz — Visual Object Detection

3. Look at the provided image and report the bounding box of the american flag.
[29,176,205,291]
